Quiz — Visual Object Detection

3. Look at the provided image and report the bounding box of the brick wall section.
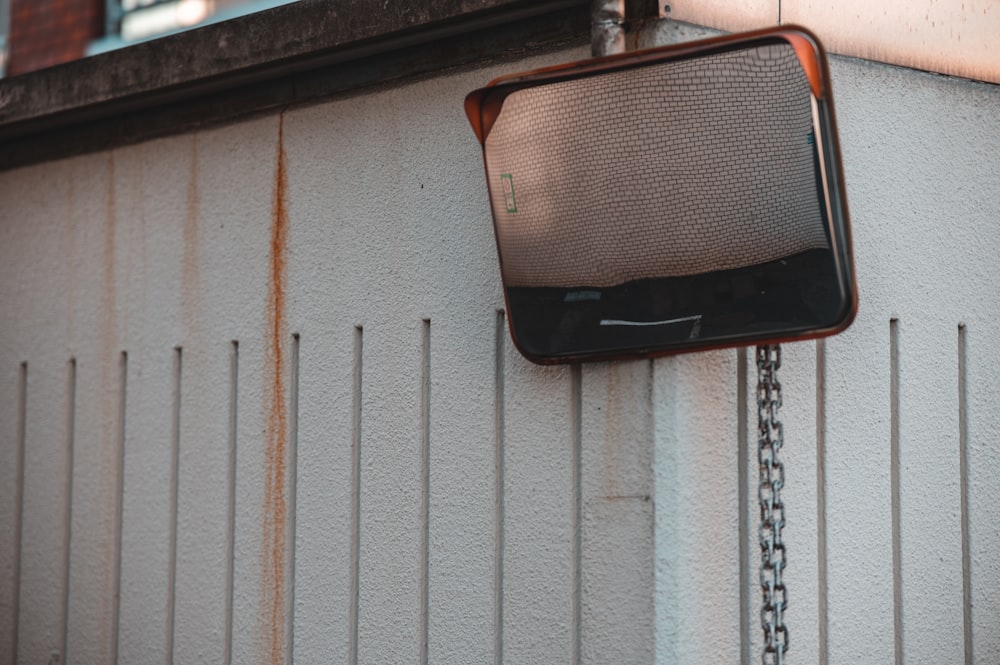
[8,0,104,76]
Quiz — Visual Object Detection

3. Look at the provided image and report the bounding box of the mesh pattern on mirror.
[485,43,828,288]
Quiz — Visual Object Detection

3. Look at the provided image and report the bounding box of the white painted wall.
[1,27,999,665]
[665,0,1000,84]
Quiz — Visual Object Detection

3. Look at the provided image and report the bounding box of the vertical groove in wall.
[10,362,27,665]
[112,351,128,665]
[889,319,903,665]
[348,326,363,665]
[288,333,300,665]
[736,348,750,665]
[570,364,582,665]
[815,339,829,665]
[166,348,183,665]
[224,341,239,665]
[493,310,505,665]
[419,320,431,665]
[61,358,77,664]
[958,324,973,665]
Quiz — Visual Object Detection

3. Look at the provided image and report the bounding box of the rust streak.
[261,114,290,665]
[182,134,201,336]
[100,151,118,664]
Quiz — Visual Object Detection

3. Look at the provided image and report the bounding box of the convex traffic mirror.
[466,27,856,364]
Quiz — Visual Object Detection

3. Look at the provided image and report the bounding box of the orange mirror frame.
[466,27,856,364]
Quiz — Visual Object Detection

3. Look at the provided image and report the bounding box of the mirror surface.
[468,29,855,363]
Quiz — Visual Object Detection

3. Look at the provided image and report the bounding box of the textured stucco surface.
[1,26,999,665]
[666,0,1000,83]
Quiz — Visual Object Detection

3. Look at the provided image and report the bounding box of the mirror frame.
[466,26,857,364]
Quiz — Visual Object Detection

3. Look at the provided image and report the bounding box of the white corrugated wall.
[1,33,999,665]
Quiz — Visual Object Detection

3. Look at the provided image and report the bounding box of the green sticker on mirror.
[500,174,517,213]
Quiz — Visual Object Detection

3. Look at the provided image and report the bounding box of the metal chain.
[757,344,788,665]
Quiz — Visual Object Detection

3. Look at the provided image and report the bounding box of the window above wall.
[0,0,588,170]
[90,0,301,53]
[0,0,8,77]
[0,0,304,77]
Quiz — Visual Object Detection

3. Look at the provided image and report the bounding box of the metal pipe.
[591,0,625,57]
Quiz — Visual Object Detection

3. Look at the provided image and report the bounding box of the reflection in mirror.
[467,29,855,363]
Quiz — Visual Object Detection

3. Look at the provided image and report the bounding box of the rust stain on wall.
[99,151,118,663]
[260,114,289,665]
[182,134,202,335]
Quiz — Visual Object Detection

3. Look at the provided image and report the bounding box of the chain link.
[757,344,788,665]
